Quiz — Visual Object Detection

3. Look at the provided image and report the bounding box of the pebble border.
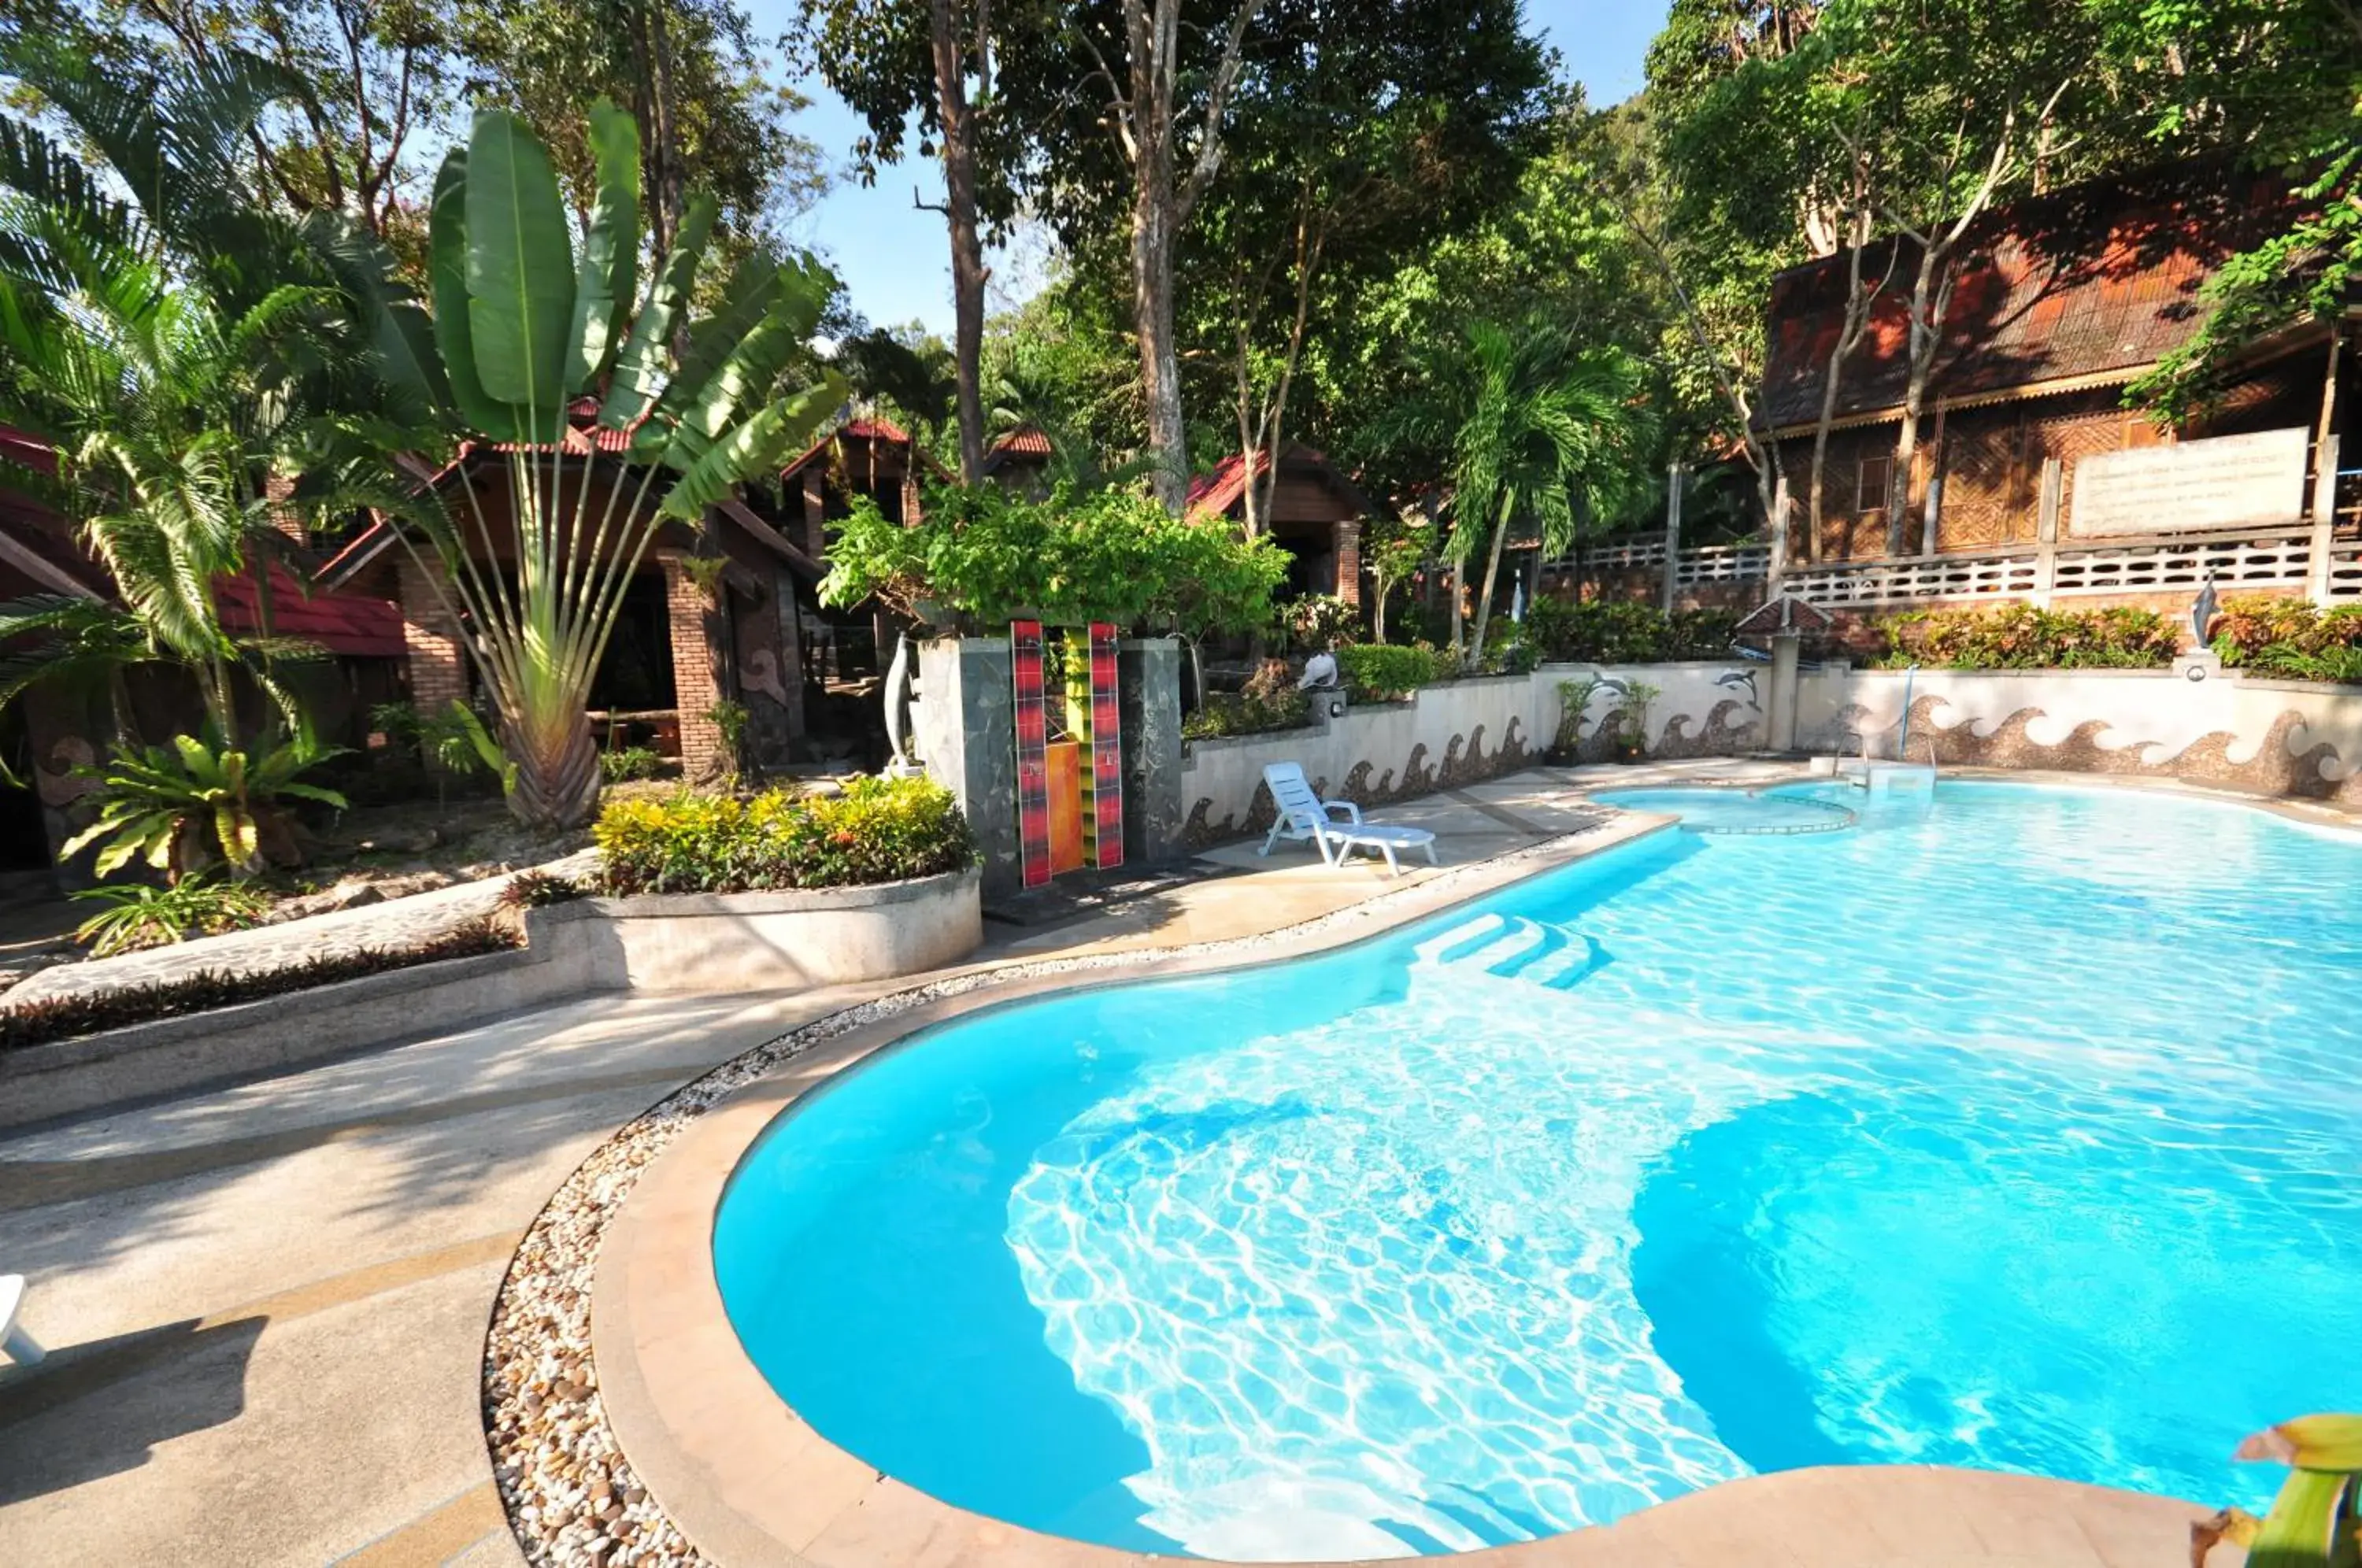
[478,829,1612,1566]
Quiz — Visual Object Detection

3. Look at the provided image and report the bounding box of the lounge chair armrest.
[1322,799,1363,824]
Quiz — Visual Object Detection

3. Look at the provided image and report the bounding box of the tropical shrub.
[1183,692,1313,740]
[592,777,975,896]
[2212,596,2362,682]
[1185,661,1312,740]
[498,870,583,910]
[820,481,1289,636]
[1337,642,1442,700]
[598,746,665,783]
[1553,676,1606,756]
[70,877,272,956]
[62,730,348,881]
[1523,597,1736,663]
[1877,604,2180,669]
[1612,679,1662,756]
[1,918,521,1052]
[1280,594,1359,653]
[1480,619,1541,675]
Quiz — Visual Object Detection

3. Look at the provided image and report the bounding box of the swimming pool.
[712,782,2362,1560]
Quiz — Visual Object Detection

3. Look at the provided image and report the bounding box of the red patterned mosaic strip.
[1010,619,1052,889]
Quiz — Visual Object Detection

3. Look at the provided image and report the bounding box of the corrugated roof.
[1760,168,2301,431]
[216,564,405,657]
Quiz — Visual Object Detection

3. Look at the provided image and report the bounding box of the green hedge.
[1876,604,2179,669]
[593,777,976,896]
[1336,642,1442,700]
[2212,595,2362,682]
[1523,597,1736,663]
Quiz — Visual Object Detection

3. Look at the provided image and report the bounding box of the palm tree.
[360,104,846,830]
[0,34,371,743]
[1442,322,1649,668]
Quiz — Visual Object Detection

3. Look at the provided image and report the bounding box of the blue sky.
[747,1,1670,336]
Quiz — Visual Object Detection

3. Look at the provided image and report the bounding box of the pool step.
[1416,915,1603,991]
[1519,929,1605,989]
[1414,914,1506,967]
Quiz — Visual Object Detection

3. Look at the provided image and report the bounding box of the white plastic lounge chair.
[1,1274,43,1366]
[1257,762,1438,875]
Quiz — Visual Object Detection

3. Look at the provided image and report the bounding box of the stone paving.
[0,773,1623,1566]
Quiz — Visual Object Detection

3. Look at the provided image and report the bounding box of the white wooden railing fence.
[1564,527,2362,608]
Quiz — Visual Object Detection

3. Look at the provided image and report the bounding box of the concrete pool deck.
[0,763,2263,1566]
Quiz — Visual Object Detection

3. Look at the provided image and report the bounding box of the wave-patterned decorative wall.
[1800,670,2362,804]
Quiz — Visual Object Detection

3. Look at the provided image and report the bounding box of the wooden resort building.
[1187,445,1370,606]
[1760,166,2351,565]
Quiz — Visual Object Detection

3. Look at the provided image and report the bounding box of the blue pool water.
[713,782,2362,1560]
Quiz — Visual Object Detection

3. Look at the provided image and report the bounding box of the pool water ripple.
[713,782,2362,1559]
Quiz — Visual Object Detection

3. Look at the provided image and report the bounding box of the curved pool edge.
[581,778,2276,1568]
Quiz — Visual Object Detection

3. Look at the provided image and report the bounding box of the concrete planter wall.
[0,926,619,1131]
[2,866,983,1130]
[546,864,983,994]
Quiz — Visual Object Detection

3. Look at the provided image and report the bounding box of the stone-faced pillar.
[914,636,1020,899]
[1119,638,1185,864]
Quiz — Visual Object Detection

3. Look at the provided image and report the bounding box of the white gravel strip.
[479,827,1611,1566]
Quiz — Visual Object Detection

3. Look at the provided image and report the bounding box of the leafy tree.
[1179,0,1553,535]
[9,0,828,274]
[41,0,465,270]
[832,320,958,446]
[1360,508,1435,645]
[2101,0,2362,421]
[458,0,829,255]
[818,479,1288,634]
[366,103,846,828]
[984,0,1276,512]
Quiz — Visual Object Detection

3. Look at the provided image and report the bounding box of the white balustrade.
[2048,528,2313,597]
[1561,526,2347,608]
[1784,552,2041,607]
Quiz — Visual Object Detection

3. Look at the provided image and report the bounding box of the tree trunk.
[1135,174,1188,513]
[639,0,685,256]
[1889,241,1946,557]
[931,0,988,484]
[1447,560,1464,664]
[1809,209,1883,560]
[505,708,601,831]
[1467,516,1509,669]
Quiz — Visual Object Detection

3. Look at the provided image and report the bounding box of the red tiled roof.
[1186,449,1268,517]
[990,425,1053,457]
[1760,168,2302,430]
[1187,445,1368,522]
[780,414,915,479]
[216,564,405,657]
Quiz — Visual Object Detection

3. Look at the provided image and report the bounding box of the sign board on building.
[2068,427,2308,538]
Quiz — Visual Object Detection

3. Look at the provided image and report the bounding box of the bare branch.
[1175,0,1271,224]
